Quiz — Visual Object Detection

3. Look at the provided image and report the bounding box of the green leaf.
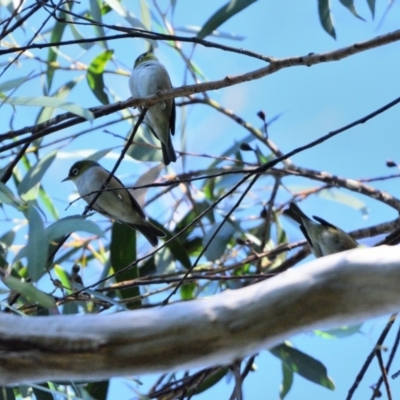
[318,0,336,39]
[54,264,72,293]
[3,276,56,309]
[366,0,375,17]
[0,77,27,92]
[0,182,24,208]
[87,147,115,162]
[45,216,104,241]
[89,0,107,47]
[18,150,57,198]
[197,0,257,39]
[339,0,365,20]
[110,223,140,308]
[180,282,196,300]
[203,221,235,261]
[280,363,293,399]
[3,96,94,121]
[36,77,84,126]
[103,0,148,30]
[314,324,362,339]
[188,367,229,395]
[87,50,114,105]
[46,10,68,91]
[270,342,335,390]
[165,231,192,270]
[26,203,48,282]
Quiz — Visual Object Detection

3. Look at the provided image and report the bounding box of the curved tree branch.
[1,246,400,385]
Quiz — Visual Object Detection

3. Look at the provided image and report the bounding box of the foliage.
[0,0,398,399]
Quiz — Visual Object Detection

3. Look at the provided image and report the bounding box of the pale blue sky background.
[1,0,400,398]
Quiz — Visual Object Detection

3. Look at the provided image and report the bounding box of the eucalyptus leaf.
[45,216,104,241]
[270,342,335,390]
[18,150,57,197]
[318,0,336,39]
[3,276,56,309]
[87,50,114,105]
[339,0,365,20]
[197,0,257,39]
[3,96,94,121]
[0,77,27,92]
[203,221,235,261]
[26,203,48,282]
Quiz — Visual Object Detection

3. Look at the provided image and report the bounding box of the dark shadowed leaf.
[85,380,110,400]
[189,367,229,395]
[0,386,15,400]
[280,363,293,399]
[32,383,55,400]
[110,223,140,308]
[318,0,336,39]
[87,50,114,105]
[197,0,257,39]
[3,276,56,309]
[270,343,335,390]
[26,203,47,282]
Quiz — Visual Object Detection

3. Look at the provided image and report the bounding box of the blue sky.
[1,0,400,398]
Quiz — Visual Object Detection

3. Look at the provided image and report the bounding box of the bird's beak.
[61,176,70,182]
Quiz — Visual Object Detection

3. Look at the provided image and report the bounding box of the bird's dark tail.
[162,139,177,165]
[133,222,165,247]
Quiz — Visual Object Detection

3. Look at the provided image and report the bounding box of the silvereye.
[62,160,165,246]
[129,49,176,165]
[284,202,358,258]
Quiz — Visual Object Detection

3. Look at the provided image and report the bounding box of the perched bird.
[129,49,176,165]
[284,202,358,258]
[62,160,165,246]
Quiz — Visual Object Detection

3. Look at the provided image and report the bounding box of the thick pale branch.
[1,246,400,384]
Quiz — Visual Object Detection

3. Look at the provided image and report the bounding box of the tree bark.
[1,246,400,385]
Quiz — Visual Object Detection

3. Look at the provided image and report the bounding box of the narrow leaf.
[3,276,56,309]
[366,0,375,17]
[318,0,336,39]
[3,96,94,121]
[89,0,107,47]
[0,77,27,92]
[270,343,335,390]
[46,13,68,91]
[18,150,57,197]
[45,216,104,241]
[203,221,235,261]
[197,0,257,39]
[26,204,47,282]
[0,182,24,208]
[110,223,140,308]
[280,363,293,399]
[87,50,114,105]
[339,0,365,20]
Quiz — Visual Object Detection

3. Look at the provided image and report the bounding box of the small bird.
[62,160,165,246]
[284,202,358,258]
[129,49,176,165]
